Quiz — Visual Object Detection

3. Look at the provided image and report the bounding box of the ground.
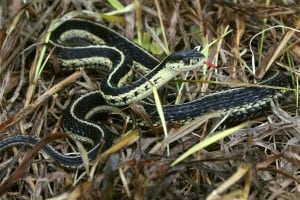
[0,0,299,199]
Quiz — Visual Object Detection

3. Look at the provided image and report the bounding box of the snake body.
[0,18,289,168]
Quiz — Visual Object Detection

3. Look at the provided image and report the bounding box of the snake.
[0,18,289,168]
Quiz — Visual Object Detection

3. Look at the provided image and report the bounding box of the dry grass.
[0,0,300,199]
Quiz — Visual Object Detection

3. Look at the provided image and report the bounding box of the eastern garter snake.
[0,18,289,168]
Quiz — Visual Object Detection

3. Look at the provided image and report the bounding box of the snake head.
[163,46,205,72]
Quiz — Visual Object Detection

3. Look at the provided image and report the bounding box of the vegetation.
[0,0,299,199]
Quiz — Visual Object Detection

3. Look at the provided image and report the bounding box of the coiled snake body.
[0,18,289,168]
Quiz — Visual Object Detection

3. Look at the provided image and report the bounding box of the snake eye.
[194,46,202,52]
[166,48,203,63]
[161,48,204,72]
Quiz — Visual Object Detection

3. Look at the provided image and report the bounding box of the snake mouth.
[166,46,204,64]
[181,48,205,70]
[161,47,206,72]
[182,47,216,69]
[182,50,204,65]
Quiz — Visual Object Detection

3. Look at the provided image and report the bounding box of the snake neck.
[100,63,180,106]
